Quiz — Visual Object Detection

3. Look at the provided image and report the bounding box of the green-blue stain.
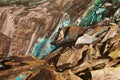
[62,34,69,42]
[77,0,120,28]
[32,38,47,57]
[62,19,72,27]
[15,74,25,80]
[77,0,105,27]
[32,18,71,58]
[29,2,33,6]
[18,0,118,58]
[20,0,28,3]
[50,45,57,53]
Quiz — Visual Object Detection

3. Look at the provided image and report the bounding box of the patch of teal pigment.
[32,37,47,57]
[76,0,120,28]
[15,74,25,80]
[32,14,72,58]
[32,0,107,58]
[76,0,105,28]
[3,0,119,58]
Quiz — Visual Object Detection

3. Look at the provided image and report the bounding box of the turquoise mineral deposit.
[33,0,107,58]
[15,74,25,80]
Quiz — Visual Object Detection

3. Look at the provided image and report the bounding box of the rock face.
[0,0,120,80]
[0,0,93,57]
[0,32,10,56]
[0,0,112,58]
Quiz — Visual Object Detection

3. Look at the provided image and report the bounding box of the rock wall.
[0,0,93,57]
[0,0,119,58]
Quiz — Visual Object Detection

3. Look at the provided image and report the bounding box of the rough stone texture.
[91,67,120,80]
[0,0,92,56]
[0,32,10,56]
[57,45,88,68]
[59,70,83,80]
[0,1,120,80]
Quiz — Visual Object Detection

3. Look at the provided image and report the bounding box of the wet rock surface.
[0,0,120,80]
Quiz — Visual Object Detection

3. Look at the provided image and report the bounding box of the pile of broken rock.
[45,15,120,80]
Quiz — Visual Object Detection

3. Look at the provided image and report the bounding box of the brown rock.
[30,67,62,80]
[109,50,120,60]
[91,67,120,80]
[109,34,120,44]
[72,61,90,73]
[0,32,10,56]
[68,24,85,42]
[0,56,45,80]
[101,23,119,42]
[57,45,88,70]
[59,70,83,80]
